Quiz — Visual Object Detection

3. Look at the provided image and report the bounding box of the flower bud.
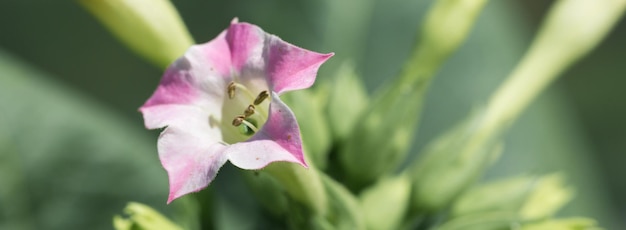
[435,212,516,230]
[263,162,328,216]
[79,0,194,69]
[113,202,182,230]
[313,174,366,230]
[338,0,489,189]
[452,176,535,217]
[520,218,599,230]
[359,174,411,230]
[409,112,503,212]
[241,171,289,217]
[519,174,573,220]
[451,173,573,221]
[408,0,626,214]
[326,62,368,141]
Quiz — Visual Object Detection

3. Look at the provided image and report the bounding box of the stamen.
[232,115,245,126]
[232,116,259,136]
[229,82,257,101]
[254,90,269,105]
[241,119,259,133]
[227,82,236,99]
[244,104,255,117]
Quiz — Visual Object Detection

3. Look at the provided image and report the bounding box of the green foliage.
[262,162,328,216]
[114,202,183,230]
[337,0,490,189]
[359,174,411,230]
[408,113,503,211]
[281,89,332,169]
[2,0,625,229]
[451,175,535,217]
[521,218,601,230]
[450,174,574,224]
[325,62,369,142]
[0,50,191,229]
[314,175,365,230]
[519,174,574,220]
[79,0,194,69]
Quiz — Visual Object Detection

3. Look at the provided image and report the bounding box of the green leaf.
[0,50,194,229]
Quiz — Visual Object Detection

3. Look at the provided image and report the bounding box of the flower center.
[225,81,270,138]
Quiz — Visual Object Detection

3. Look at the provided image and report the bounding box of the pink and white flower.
[139,19,333,203]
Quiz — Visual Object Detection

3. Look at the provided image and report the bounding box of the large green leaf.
[0,49,176,230]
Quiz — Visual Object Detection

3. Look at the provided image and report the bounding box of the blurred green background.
[0,0,624,229]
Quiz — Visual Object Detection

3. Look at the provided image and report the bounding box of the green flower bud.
[113,202,182,230]
[241,171,289,217]
[436,212,517,230]
[409,112,503,212]
[314,174,366,230]
[79,0,194,69]
[452,173,573,221]
[418,0,489,71]
[520,218,600,230]
[282,89,332,169]
[409,0,626,214]
[338,0,489,190]
[359,174,411,230]
[519,174,573,220]
[326,62,368,141]
[452,176,536,217]
[263,162,328,216]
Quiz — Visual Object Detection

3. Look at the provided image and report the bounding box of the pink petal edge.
[266,40,334,94]
[225,22,333,94]
[158,123,228,204]
[141,31,232,111]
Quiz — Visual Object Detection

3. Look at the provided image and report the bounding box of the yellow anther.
[227,81,236,99]
[244,104,255,117]
[232,115,245,126]
[254,90,269,105]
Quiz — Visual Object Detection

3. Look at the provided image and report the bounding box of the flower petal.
[226,22,333,94]
[149,105,227,203]
[140,31,231,114]
[226,92,307,169]
[225,22,264,73]
[265,38,333,94]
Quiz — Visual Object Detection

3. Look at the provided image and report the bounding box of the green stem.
[477,0,626,146]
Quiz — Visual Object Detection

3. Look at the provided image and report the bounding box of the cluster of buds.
[78,0,626,229]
